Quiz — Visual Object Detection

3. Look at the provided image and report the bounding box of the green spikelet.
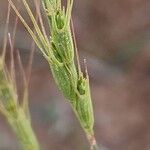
[76,73,94,135]
[0,4,39,149]
[42,0,94,136]
[0,58,39,150]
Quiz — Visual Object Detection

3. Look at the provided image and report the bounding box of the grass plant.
[8,0,98,149]
[0,4,39,150]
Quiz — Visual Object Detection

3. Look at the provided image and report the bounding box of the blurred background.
[0,0,150,150]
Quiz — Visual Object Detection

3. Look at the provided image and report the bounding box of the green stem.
[7,108,39,150]
[87,134,99,150]
[91,144,99,150]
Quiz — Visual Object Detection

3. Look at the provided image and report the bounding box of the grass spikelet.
[8,0,98,149]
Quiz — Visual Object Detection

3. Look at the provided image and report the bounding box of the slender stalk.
[91,145,99,150]
[87,134,99,150]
